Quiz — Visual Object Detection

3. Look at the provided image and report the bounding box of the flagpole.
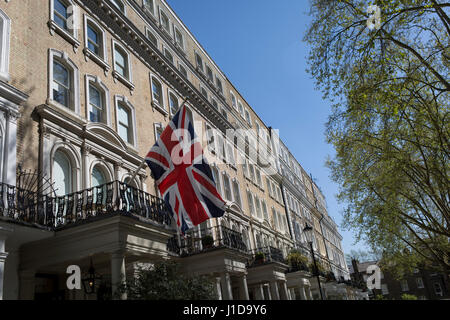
[127,96,190,186]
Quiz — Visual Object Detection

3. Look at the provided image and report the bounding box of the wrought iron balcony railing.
[167,224,249,256]
[0,181,172,229]
[249,246,287,267]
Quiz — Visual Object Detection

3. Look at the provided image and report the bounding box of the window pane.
[147,30,157,46]
[87,25,100,55]
[114,47,127,77]
[54,0,68,30]
[53,61,70,107]
[169,94,178,115]
[89,85,103,123]
[92,166,106,187]
[152,79,162,105]
[53,151,71,196]
[112,0,125,12]
[118,104,131,143]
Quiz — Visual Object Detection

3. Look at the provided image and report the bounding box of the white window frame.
[200,85,208,100]
[85,74,111,126]
[83,15,109,72]
[145,26,159,48]
[222,172,232,202]
[230,91,237,110]
[143,0,155,16]
[159,8,171,36]
[400,279,409,292]
[178,61,188,79]
[48,49,80,114]
[114,95,137,148]
[49,0,80,50]
[163,46,174,65]
[111,0,126,15]
[174,25,185,51]
[112,40,134,89]
[150,74,167,114]
[195,51,204,73]
[211,165,222,195]
[154,122,164,141]
[167,89,179,116]
[0,9,11,81]
[231,178,242,208]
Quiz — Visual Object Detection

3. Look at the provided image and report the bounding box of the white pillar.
[0,251,7,300]
[220,273,233,300]
[239,275,249,300]
[3,249,19,299]
[19,270,35,300]
[215,277,222,300]
[307,286,314,300]
[269,280,280,300]
[255,284,265,300]
[299,286,307,300]
[111,251,127,300]
[280,280,290,300]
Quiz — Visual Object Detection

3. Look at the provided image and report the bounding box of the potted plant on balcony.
[309,261,326,277]
[286,251,309,272]
[254,252,266,264]
[201,235,214,249]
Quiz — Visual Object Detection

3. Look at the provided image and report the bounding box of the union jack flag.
[145,104,226,234]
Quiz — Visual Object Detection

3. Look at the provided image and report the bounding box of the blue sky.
[166,0,368,255]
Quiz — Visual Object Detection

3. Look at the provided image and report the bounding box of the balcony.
[249,246,287,267]
[0,181,173,230]
[167,225,249,256]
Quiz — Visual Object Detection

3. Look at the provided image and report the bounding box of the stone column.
[255,284,265,300]
[220,273,233,300]
[279,280,289,300]
[264,283,272,300]
[215,277,222,300]
[19,270,36,300]
[269,280,280,300]
[0,251,7,300]
[307,286,314,300]
[111,251,127,300]
[298,286,307,300]
[238,275,249,300]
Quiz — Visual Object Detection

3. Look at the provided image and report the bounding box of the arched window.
[53,150,72,196]
[232,180,241,208]
[49,49,80,113]
[53,0,71,31]
[151,76,163,107]
[222,173,232,201]
[111,0,125,13]
[113,44,129,79]
[92,165,107,187]
[211,166,221,195]
[146,28,158,47]
[247,191,254,216]
[117,102,133,144]
[52,60,71,108]
[168,92,179,116]
[86,75,110,125]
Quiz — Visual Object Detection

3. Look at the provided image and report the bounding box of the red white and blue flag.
[145,104,226,234]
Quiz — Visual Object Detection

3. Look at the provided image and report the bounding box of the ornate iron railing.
[250,246,287,266]
[166,224,249,255]
[0,181,172,229]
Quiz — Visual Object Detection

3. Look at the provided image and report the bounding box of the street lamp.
[303,223,324,300]
[82,258,102,295]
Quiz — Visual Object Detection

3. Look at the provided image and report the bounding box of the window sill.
[48,20,80,52]
[46,99,86,125]
[112,71,135,91]
[151,101,168,116]
[83,48,111,75]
